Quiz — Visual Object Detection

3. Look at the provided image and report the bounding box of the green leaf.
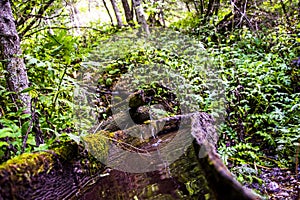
[108,69,120,74]
[106,78,113,86]
[21,121,31,135]
[0,141,9,147]
[20,86,35,93]
[27,134,36,146]
[0,128,14,138]
[20,113,31,119]
[27,57,38,65]
[34,143,49,151]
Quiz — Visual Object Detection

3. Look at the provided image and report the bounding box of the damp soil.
[246,167,300,200]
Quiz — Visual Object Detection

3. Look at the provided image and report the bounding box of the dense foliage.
[0,0,299,196]
[169,3,299,186]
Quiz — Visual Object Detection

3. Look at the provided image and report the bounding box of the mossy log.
[0,112,261,200]
[0,142,104,200]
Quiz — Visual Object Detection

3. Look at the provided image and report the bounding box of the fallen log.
[0,142,105,200]
[81,112,261,199]
[0,112,261,200]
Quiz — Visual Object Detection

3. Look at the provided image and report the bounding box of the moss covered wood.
[0,142,104,200]
[0,112,260,199]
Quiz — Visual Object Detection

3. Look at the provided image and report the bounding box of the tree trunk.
[280,0,291,26]
[193,0,200,15]
[158,0,166,27]
[204,0,215,21]
[102,0,114,26]
[298,0,300,19]
[185,2,191,12]
[121,0,134,26]
[199,0,204,15]
[148,0,165,27]
[110,0,124,28]
[214,0,220,15]
[131,0,134,21]
[68,3,82,35]
[0,0,31,114]
[132,0,150,36]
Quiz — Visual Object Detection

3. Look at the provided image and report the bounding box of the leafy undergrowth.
[171,13,300,198]
[0,10,299,199]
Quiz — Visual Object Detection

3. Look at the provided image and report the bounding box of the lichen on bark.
[0,0,31,113]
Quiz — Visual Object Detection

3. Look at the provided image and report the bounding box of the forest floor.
[245,167,299,199]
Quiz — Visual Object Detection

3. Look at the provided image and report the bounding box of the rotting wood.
[0,142,104,200]
[83,111,261,199]
[0,112,261,200]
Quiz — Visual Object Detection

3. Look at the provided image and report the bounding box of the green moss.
[0,141,81,183]
[51,141,79,161]
[0,152,54,184]
[81,131,110,163]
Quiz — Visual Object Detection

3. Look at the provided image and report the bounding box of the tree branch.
[23,26,106,38]
[19,0,55,37]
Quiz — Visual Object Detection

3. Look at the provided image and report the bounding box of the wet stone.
[267,181,279,192]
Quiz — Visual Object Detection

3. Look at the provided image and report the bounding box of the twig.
[91,132,151,155]
[23,26,106,38]
[19,0,56,37]
[27,11,66,20]
[21,100,36,153]
[52,65,68,107]
[228,157,272,170]
[230,0,255,31]
[258,156,289,170]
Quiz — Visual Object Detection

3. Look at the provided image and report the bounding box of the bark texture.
[121,0,134,26]
[103,0,114,26]
[110,0,124,28]
[132,0,150,36]
[0,0,31,113]
[0,142,104,200]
